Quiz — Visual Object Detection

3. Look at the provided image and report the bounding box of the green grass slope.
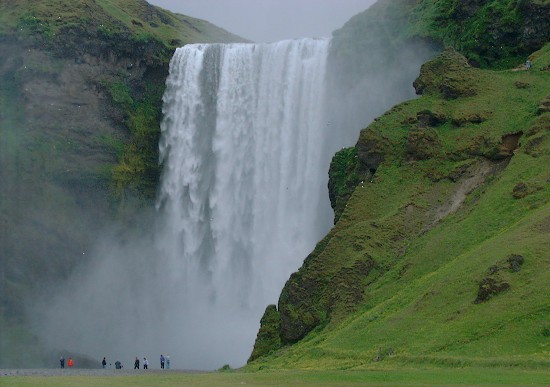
[0,0,244,51]
[249,44,550,369]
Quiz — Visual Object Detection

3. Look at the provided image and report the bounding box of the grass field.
[2,367,550,386]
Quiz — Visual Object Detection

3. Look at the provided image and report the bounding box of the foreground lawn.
[3,367,550,386]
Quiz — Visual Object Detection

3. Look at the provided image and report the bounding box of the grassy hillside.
[249,39,550,369]
[0,0,243,51]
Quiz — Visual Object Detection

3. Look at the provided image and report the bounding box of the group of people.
[59,354,171,369]
[133,354,171,370]
[59,356,73,368]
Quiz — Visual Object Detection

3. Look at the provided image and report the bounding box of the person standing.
[166,355,170,369]
[67,357,74,368]
[143,357,148,370]
[160,354,165,369]
[134,357,140,369]
[101,357,107,369]
[59,356,65,369]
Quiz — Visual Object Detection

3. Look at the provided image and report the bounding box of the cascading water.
[154,39,335,367]
[34,38,361,371]
[32,33,432,370]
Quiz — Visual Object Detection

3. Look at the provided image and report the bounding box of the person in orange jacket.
[68,357,74,368]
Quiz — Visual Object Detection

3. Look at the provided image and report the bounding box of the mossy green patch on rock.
[406,127,443,161]
[328,147,365,223]
[248,305,282,362]
[413,48,477,99]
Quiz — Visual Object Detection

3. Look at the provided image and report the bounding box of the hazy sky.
[148,0,377,43]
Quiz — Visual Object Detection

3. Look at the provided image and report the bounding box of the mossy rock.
[326,256,378,317]
[475,254,525,303]
[406,127,443,160]
[451,111,490,127]
[512,181,543,199]
[459,132,523,160]
[523,134,546,157]
[413,48,477,99]
[278,272,324,344]
[474,277,510,303]
[356,127,394,173]
[416,109,448,127]
[328,147,365,223]
[248,304,282,362]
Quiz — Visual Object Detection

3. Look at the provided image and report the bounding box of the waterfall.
[154,39,334,367]
[34,38,348,371]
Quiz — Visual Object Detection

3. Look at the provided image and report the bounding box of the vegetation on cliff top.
[0,0,243,54]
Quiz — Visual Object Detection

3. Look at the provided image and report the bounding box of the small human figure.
[166,355,170,369]
[60,356,65,369]
[115,360,122,369]
[160,354,165,369]
[101,357,107,369]
[134,357,140,369]
[67,357,74,368]
[526,59,532,70]
[143,357,148,370]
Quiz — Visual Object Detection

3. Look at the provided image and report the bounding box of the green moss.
[328,147,364,223]
[248,305,282,362]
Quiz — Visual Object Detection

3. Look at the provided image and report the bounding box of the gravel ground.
[0,369,204,377]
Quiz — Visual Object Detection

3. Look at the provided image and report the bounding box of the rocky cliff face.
[0,0,244,366]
